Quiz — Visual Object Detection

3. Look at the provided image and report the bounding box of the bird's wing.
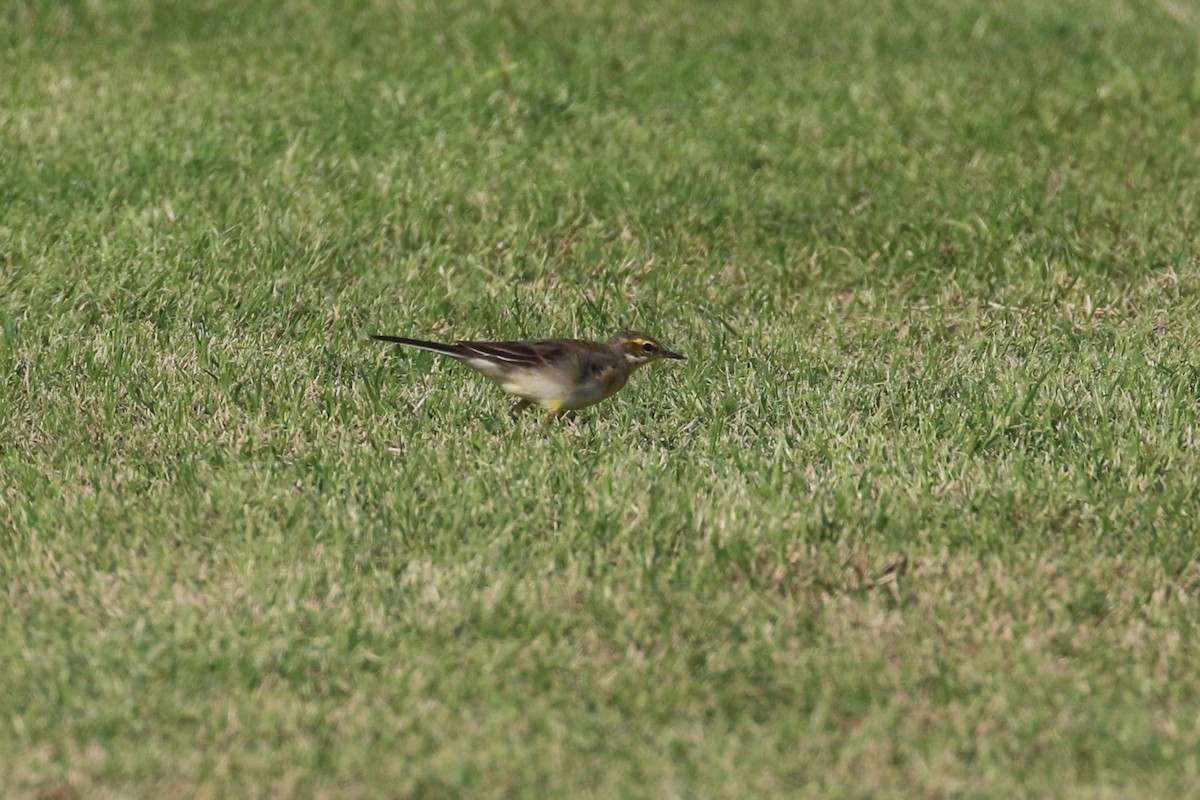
[456,339,577,367]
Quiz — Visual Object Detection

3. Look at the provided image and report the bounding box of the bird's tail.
[370,335,467,359]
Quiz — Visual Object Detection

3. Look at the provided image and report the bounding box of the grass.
[3,0,1200,796]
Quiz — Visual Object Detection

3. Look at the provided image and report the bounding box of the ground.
[3,0,1200,797]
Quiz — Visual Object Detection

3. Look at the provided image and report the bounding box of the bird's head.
[608,330,686,369]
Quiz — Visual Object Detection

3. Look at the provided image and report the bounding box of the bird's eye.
[641,342,656,353]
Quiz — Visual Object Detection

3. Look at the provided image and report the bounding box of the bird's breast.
[598,365,628,398]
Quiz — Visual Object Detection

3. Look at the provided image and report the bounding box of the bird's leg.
[510,399,532,420]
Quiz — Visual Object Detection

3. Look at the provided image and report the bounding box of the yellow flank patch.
[546,398,565,411]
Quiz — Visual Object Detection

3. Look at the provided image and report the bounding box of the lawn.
[3,0,1200,797]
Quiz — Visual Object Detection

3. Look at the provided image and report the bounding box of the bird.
[370,329,685,420]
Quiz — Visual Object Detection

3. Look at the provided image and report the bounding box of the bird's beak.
[662,349,686,360]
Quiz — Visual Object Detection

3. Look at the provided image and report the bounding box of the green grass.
[4,0,1200,796]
